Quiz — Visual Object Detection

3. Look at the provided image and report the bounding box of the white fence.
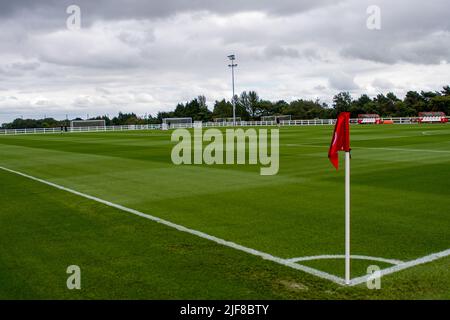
[0,124,161,135]
[0,117,448,136]
[204,119,337,127]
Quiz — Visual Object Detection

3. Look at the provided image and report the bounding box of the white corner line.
[287,255,403,265]
[0,165,346,286]
[3,165,448,287]
[349,248,450,286]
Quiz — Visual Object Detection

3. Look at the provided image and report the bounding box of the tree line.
[2,86,449,129]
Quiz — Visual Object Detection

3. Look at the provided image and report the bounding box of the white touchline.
[0,165,344,286]
[1,164,449,287]
[357,146,450,154]
[286,255,404,265]
[284,143,450,154]
[349,249,450,286]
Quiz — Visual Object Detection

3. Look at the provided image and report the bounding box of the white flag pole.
[345,151,351,285]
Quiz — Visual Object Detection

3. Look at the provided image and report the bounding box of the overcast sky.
[0,0,449,122]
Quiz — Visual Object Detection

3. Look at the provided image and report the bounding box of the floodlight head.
[227,54,235,60]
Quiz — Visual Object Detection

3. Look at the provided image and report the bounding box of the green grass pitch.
[0,124,449,299]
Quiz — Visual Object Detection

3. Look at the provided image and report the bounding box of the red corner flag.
[328,112,350,170]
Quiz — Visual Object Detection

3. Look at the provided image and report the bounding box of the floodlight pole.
[228,54,237,126]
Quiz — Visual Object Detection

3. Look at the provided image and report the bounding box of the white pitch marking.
[357,146,450,154]
[284,143,450,154]
[349,248,450,286]
[0,165,346,286]
[283,143,325,148]
[2,165,449,287]
[286,254,403,265]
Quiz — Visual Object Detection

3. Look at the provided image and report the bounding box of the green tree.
[441,85,450,96]
[430,95,450,115]
[332,92,353,116]
[257,100,275,118]
[247,91,260,119]
[212,99,233,119]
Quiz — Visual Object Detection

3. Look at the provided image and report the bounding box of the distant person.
[276,117,281,127]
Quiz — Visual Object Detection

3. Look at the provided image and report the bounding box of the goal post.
[213,117,241,123]
[261,115,292,122]
[162,117,193,130]
[70,120,106,128]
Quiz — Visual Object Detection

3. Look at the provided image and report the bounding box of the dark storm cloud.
[0,0,337,20]
[339,0,450,65]
[0,0,449,123]
[2,0,449,66]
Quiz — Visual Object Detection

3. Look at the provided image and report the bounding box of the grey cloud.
[0,0,338,20]
[35,99,51,106]
[0,0,450,123]
[341,33,450,65]
[118,29,155,46]
[328,72,359,91]
[30,30,144,69]
[11,61,40,71]
[0,61,40,77]
[264,45,300,59]
[372,78,394,90]
[95,87,112,95]
[337,0,450,65]
[263,46,324,62]
[314,85,327,91]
